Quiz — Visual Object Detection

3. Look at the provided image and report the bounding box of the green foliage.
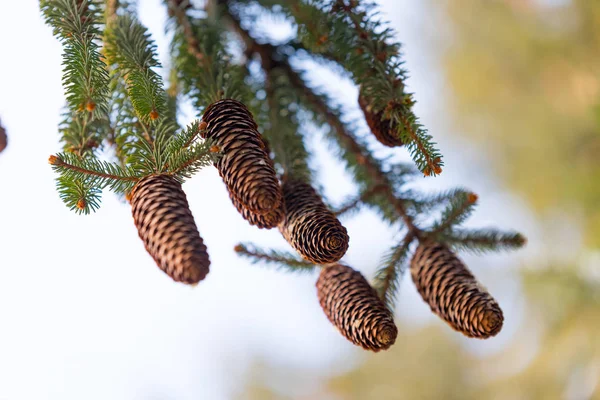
[439,228,526,255]
[41,0,109,116]
[43,1,216,214]
[288,0,443,175]
[168,0,249,111]
[263,68,312,182]
[41,1,524,316]
[58,110,109,157]
[372,235,413,311]
[56,176,102,215]
[429,189,477,233]
[50,152,142,194]
[104,14,167,124]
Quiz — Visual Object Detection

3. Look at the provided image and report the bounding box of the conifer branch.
[289,0,443,175]
[104,14,167,123]
[225,8,420,235]
[168,0,249,109]
[430,190,478,234]
[234,243,317,272]
[166,0,206,66]
[263,67,312,182]
[56,176,102,215]
[49,153,141,194]
[373,231,415,311]
[440,228,527,255]
[334,184,386,217]
[41,0,110,116]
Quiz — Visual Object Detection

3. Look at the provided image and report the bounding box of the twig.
[375,230,415,304]
[49,155,140,182]
[234,244,315,269]
[167,0,207,66]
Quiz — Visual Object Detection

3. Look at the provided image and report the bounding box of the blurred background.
[0,0,598,399]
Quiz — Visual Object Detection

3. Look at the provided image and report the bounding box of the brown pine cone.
[201,99,282,215]
[317,264,397,351]
[279,179,349,264]
[130,174,210,284]
[358,92,403,147]
[229,191,284,229]
[0,122,6,153]
[410,242,504,338]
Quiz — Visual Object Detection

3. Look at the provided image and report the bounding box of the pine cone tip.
[377,324,398,347]
[480,306,503,338]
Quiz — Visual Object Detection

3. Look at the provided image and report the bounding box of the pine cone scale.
[130,174,210,284]
[410,242,503,338]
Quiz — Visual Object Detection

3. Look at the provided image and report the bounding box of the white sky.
[0,1,538,399]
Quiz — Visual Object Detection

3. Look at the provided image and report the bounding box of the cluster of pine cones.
[128,99,503,351]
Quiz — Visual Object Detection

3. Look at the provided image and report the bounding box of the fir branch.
[223,8,414,227]
[234,243,317,273]
[264,67,312,182]
[290,0,443,175]
[164,122,220,179]
[104,14,167,123]
[167,0,248,110]
[283,64,420,234]
[439,228,527,255]
[58,109,108,157]
[122,121,176,175]
[334,184,386,217]
[56,176,102,214]
[41,0,110,116]
[106,70,143,166]
[49,152,141,194]
[373,231,415,311]
[430,189,478,234]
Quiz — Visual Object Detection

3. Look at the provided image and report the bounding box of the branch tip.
[48,155,60,165]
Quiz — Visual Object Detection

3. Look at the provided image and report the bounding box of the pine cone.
[229,191,284,229]
[279,179,349,264]
[358,92,403,147]
[130,174,210,284]
[0,122,6,153]
[410,242,504,338]
[316,264,397,351]
[201,99,282,215]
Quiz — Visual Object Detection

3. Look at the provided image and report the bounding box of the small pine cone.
[201,99,282,215]
[358,92,403,147]
[130,174,210,284]
[229,191,284,229]
[279,179,349,264]
[410,242,504,338]
[0,123,6,153]
[316,264,397,351]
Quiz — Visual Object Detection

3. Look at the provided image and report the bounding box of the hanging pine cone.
[358,91,403,147]
[0,122,6,153]
[410,241,504,339]
[201,99,282,215]
[130,174,210,284]
[316,264,397,351]
[229,191,284,229]
[279,179,349,264]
